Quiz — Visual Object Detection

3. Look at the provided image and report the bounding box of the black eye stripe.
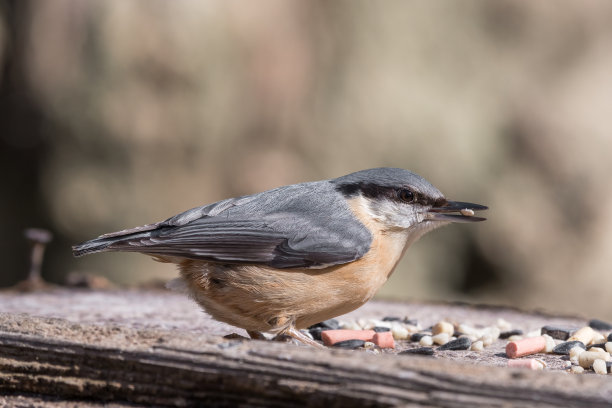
[337,182,435,206]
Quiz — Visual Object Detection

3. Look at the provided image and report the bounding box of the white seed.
[605,342,612,354]
[419,335,433,346]
[363,341,377,349]
[471,329,485,339]
[376,320,393,329]
[484,326,501,340]
[480,334,494,347]
[404,324,420,333]
[458,323,476,335]
[570,365,584,374]
[593,359,607,374]
[496,318,512,332]
[569,346,585,363]
[568,326,597,345]
[432,333,450,345]
[339,320,361,331]
[543,335,556,353]
[460,208,474,216]
[578,350,611,369]
[432,321,454,336]
[508,335,524,341]
[338,320,361,330]
[590,333,605,346]
[470,340,484,351]
[526,329,542,338]
[390,322,405,331]
[391,325,410,340]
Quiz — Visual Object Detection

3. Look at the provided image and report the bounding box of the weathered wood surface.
[0,289,610,407]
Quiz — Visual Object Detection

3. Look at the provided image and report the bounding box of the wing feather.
[72,181,372,268]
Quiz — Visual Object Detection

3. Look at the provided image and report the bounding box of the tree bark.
[0,290,610,407]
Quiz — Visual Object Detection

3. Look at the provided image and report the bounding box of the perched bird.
[73,168,487,347]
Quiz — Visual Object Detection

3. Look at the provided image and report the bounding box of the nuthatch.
[73,168,487,347]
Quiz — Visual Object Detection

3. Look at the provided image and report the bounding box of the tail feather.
[72,223,161,257]
[72,237,117,257]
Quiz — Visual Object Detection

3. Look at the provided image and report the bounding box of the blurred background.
[2,0,612,318]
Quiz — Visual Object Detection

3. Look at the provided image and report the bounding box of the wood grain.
[0,290,610,407]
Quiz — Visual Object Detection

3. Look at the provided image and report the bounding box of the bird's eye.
[398,189,415,203]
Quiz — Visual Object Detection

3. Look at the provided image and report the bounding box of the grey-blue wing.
[72,181,372,269]
[116,216,368,268]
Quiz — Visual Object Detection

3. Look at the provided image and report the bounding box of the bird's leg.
[247,330,267,340]
[276,326,326,349]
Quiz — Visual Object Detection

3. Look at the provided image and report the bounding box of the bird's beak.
[427,200,488,223]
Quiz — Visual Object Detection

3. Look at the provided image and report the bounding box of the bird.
[73,167,487,347]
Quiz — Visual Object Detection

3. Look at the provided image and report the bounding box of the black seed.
[606,361,612,373]
[437,337,472,351]
[541,325,573,340]
[332,339,365,349]
[608,333,612,342]
[410,333,429,342]
[307,319,340,340]
[552,340,586,355]
[373,326,391,332]
[499,329,524,339]
[403,318,418,326]
[309,328,323,341]
[382,316,401,322]
[308,319,340,330]
[587,343,607,350]
[588,319,612,331]
[399,347,434,356]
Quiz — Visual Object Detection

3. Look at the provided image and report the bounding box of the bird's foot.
[276,327,326,349]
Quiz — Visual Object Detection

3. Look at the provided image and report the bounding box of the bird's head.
[332,168,487,235]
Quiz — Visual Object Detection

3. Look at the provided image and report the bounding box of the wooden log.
[0,311,611,407]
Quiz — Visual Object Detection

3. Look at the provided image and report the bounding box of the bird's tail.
[72,223,161,257]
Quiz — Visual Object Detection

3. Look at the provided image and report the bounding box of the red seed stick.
[506,336,547,358]
[321,329,376,346]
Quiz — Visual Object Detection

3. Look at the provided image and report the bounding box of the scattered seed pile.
[1,289,610,376]
[307,316,612,375]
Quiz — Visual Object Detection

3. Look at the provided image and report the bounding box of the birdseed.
[399,347,435,356]
[588,319,612,331]
[438,336,472,351]
[552,341,585,355]
[499,329,523,339]
[540,325,572,340]
[330,313,612,375]
[332,339,366,349]
[593,359,607,374]
[470,340,484,351]
[419,335,434,346]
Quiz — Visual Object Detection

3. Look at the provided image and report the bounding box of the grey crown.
[72,168,440,269]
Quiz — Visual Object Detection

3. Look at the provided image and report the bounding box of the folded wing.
[72,184,372,269]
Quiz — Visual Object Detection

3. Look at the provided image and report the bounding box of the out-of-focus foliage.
[2,0,612,318]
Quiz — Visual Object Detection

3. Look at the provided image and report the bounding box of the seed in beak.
[460,208,475,217]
